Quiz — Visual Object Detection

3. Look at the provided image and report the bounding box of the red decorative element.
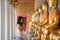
[26,15,28,34]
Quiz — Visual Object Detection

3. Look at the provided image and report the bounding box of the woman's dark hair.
[17,16,23,26]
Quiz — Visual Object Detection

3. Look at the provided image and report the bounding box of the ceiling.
[17,0,35,2]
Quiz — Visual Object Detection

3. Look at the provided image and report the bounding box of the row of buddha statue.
[29,0,60,40]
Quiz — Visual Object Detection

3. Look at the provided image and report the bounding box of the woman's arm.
[18,24,22,32]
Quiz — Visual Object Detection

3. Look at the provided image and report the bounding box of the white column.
[1,0,5,40]
[7,2,11,40]
[0,0,1,40]
[11,6,13,40]
[1,0,15,40]
[14,9,17,37]
[5,0,8,40]
[13,7,15,38]
[10,5,14,40]
[10,5,12,40]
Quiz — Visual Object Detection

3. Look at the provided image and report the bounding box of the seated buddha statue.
[49,0,60,25]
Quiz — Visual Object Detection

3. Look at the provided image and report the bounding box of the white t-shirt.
[16,24,23,37]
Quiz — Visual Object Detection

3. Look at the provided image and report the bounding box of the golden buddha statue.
[42,0,49,24]
[49,0,59,24]
[38,5,47,25]
[49,29,60,40]
[49,0,60,40]
[40,1,50,40]
[38,6,43,23]
[46,0,60,33]
[42,0,48,11]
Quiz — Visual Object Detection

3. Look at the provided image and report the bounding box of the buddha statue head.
[42,1,48,11]
[38,6,42,13]
[49,0,58,8]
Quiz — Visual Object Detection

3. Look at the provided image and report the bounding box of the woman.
[16,16,24,40]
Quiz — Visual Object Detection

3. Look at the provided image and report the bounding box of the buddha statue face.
[49,0,58,8]
[42,1,48,11]
[38,6,42,13]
